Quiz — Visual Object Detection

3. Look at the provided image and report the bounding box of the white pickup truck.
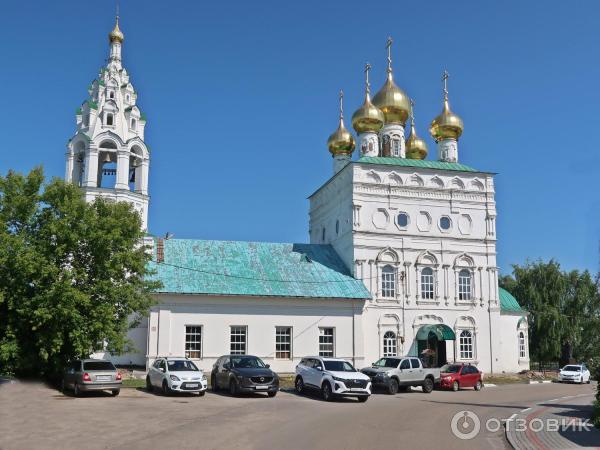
[361,356,441,394]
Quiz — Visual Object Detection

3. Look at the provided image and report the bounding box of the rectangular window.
[459,330,474,360]
[421,269,435,300]
[381,266,396,298]
[185,325,202,359]
[275,327,292,359]
[106,113,114,126]
[230,326,247,355]
[319,327,335,357]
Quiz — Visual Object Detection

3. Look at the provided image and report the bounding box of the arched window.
[109,91,115,99]
[392,139,401,157]
[131,118,137,130]
[321,227,326,242]
[519,331,526,358]
[459,330,473,360]
[106,113,114,126]
[381,265,396,298]
[383,331,397,357]
[458,269,472,300]
[421,267,434,300]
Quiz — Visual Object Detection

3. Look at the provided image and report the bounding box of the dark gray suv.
[211,355,279,397]
[62,359,122,396]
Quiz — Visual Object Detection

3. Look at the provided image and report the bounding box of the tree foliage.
[0,168,160,378]
[500,260,600,367]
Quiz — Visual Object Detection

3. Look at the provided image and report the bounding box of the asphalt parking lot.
[0,381,596,450]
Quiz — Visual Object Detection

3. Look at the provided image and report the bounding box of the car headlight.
[236,375,244,381]
[170,375,180,381]
[332,376,346,382]
[201,375,207,381]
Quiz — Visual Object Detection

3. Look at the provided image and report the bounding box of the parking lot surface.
[0,381,596,450]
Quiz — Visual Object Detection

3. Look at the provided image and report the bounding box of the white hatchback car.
[295,356,371,402]
[557,364,591,384]
[146,357,208,395]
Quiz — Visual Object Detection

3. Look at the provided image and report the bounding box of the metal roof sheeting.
[149,238,371,300]
[357,156,486,173]
[499,287,525,313]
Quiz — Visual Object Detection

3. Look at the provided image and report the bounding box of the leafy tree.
[500,260,600,367]
[0,168,160,379]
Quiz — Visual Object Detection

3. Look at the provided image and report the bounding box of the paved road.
[0,381,596,450]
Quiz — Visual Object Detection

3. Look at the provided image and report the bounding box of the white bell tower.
[65,15,150,230]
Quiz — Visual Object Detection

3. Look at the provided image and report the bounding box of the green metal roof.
[415,324,456,341]
[356,156,486,173]
[148,238,371,300]
[499,287,525,313]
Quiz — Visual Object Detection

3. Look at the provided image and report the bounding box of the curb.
[528,380,553,384]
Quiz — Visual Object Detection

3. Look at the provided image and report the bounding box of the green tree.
[0,168,160,379]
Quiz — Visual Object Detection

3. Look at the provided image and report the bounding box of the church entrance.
[415,324,455,368]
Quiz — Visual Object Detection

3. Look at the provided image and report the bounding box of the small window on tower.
[109,92,115,99]
[131,119,137,130]
[322,227,326,242]
[106,113,114,126]
[126,94,130,103]
[392,139,401,157]
[83,115,89,127]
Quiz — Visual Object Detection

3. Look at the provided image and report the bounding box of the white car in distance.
[557,364,591,384]
[295,357,371,402]
[147,357,208,395]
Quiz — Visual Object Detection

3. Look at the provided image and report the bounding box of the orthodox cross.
[364,62,371,95]
[386,37,393,73]
[410,98,415,124]
[442,70,449,98]
[339,90,344,120]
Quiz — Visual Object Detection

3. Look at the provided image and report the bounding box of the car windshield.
[167,360,199,372]
[83,361,116,371]
[441,364,461,373]
[563,366,581,372]
[373,358,401,368]
[323,360,356,372]
[231,356,266,369]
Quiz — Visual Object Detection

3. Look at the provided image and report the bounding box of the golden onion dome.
[406,121,428,160]
[351,93,385,134]
[430,72,464,142]
[372,72,411,125]
[328,91,356,156]
[351,63,384,134]
[109,16,124,43]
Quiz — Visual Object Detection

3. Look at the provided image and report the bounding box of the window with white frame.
[519,331,526,358]
[459,330,474,359]
[185,325,202,358]
[275,327,292,359]
[230,326,247,355]
[383,331,397,357]
[421,267,434,300]
[381,265,396,298]
[392,139,401,156]
[458,269,472,301]
[319,327,335,357]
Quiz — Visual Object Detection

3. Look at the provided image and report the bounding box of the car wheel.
[211,373,218,392]
[198,391,206,397]
[322,382,333,401]
[452,381,459,392]
[229,380,238,396]
[146,376,153,392]
[162,380,171,396]
[474,381,482,391]
[357,396,369,403]
[268,391,277,398]
[587,378,591,384]
[112,389,120,396]
[74,383,80,397]
[422,378,434,394]
[295,376,304,394]
[387,378,399,395]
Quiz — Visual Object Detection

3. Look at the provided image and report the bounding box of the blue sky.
[0,0,598,276]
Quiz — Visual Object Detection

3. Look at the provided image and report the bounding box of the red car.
[439,364,483,391]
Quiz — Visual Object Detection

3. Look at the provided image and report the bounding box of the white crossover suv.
[146,357,208,395]
[558,364,591,384]
[295,356,371,402]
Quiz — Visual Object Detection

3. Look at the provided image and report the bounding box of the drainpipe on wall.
[488,304,494,375]
[352,300,356,366]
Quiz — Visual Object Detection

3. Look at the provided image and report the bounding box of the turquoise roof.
[499,287,525,313]
[357,156,488,173]
[149,239,371,300]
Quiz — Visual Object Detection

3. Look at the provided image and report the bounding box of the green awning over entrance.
[416,324,456,341]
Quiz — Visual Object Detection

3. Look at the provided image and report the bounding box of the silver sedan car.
[62,359,122,396]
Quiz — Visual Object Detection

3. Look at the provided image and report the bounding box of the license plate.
[96,376,111,381]
[255,385,268,390]
[187,383,199,388]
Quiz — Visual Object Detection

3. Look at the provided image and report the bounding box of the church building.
[67,18,529,374]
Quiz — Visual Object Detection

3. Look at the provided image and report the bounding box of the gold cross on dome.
[364,62,372,94]
[339,90,344,119]
[386,37,393,73]
[410,98,415,122]
[442,70,449,96]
